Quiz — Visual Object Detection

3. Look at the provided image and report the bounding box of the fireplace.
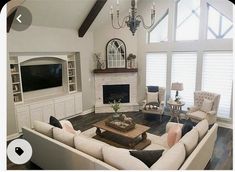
[103,84,130,104]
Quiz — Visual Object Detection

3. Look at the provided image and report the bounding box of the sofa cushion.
[50,116,62,129]
[179,128,199,156]
[167,124,182,147]
[195,119,209,141]
[130,150,164,168]
[150,142,186,170]
[181,119,193,137]
[147,92,159,103]
[53,127,74,147]
[200,99,213,112]
[33,120,53,138]
[102,146,149,170]
[74,135,109,160]
[189,111,207,121]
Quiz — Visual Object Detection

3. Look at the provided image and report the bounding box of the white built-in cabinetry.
[15,92,82,132]
[9,53,83,133]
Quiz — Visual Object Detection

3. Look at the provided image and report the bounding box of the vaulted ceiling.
[20,0,131,31]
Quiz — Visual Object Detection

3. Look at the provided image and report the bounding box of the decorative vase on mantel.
[127,53,136,69]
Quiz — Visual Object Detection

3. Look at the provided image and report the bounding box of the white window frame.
[148,9,169,43]
[206,3,233,39]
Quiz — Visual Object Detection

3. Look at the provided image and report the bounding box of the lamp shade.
[171,82,184,91]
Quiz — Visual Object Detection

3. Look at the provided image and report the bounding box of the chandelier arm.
[111,15,122,29]
[136,15,156,29]
[118,16,129,28]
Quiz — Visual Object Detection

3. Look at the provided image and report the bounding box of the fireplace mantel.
[94,68,138,74]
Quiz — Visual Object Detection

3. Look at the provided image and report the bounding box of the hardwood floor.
[7,112,233,170]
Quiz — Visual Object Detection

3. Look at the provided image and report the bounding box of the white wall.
[7,25,95,135]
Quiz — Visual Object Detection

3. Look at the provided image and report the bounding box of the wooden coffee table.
[92,119,151,150]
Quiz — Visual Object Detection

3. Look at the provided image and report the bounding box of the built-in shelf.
[10,58,24,104]
[67,54,77,93]
[94,68,138,74]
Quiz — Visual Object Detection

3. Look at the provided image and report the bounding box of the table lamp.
[171,82,184,101]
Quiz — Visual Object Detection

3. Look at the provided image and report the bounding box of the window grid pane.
[202,53,233,118]
[171,53,197,110]
[146,53,167,88]
[149,13,168,43]
[176,0,200,41]
[207,4,233,39]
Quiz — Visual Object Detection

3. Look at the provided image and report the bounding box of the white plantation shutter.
[146,53,167,87]
[171,53,197,110]
[202,53,233,118]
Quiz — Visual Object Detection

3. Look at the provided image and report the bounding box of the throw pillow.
[167,124,182,147]
[147,92,159,103]
[49,116,62,129]
[181,119,193,137]
[62,123,77,134]
[130,150,164,168]
[200,99,213,113]
[147,86,159,92]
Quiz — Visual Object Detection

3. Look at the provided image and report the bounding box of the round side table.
[167,101,185,123]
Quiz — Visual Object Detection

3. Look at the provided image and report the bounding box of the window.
[176,0,200,41]
[149,10,169,43]
[202,53,233,118]
[207,4,233,39]
[171,53,197,110]
[146,53,167,87]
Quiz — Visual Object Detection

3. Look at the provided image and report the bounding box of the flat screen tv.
[21,64,62,92]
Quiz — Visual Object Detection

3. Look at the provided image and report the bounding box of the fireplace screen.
[103,84,130,104]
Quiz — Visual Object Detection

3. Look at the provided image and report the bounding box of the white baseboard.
[80,108,95,116]
[7,133,22,141]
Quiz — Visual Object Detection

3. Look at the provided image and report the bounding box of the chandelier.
[110,0,156,36]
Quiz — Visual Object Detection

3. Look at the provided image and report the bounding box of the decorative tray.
[105,118,135,132]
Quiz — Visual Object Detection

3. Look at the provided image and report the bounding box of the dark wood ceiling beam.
[78,0,107,37]
[7,8,17,33]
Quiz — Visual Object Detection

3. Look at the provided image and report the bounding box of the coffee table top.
[93,119,150,139]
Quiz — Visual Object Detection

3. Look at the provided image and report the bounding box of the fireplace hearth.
[103,84,130,104]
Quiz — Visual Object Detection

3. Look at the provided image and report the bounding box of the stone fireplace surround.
[94,72,139,113]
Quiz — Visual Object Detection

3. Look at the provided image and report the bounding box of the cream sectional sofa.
[22,119,218,170]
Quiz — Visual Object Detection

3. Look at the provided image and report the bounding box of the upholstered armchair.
[142,86,166,121]
[187,91,220,125]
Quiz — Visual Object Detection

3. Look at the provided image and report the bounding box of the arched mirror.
[106,38,126,69]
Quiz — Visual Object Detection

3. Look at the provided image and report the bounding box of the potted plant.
[110,99,121,119]
[127,53,136,68]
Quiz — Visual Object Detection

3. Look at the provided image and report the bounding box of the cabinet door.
[30,104,44,128]
[16,106,31,132]
[64,97,75,118]
[75,93,83,114]
[54,99,65,120]
[43,101,55,123]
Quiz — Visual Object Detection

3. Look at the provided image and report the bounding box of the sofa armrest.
[187,106,199,113]
[207,111,216,116]
[166,122,183,133]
